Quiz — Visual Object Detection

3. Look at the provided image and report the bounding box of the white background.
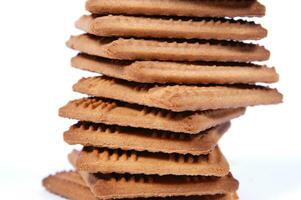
[0,0,300,199]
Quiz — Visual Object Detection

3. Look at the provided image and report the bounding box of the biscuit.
[75,146,229,176]
[76,15,267,40]
[69,151,239,199]
[72,54,279,84]
[43,171,97,200]
[64,122,230,155]
[59,97,246,134]
[86,0,265,18]
[43,171,238,200]
[73,76,283,111]
[66,34,270,62]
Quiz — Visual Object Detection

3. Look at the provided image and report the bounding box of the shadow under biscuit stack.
[43,0,283,199]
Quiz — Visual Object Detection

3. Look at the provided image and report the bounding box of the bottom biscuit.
[43,171,238,200]
[43,171,96,200]
[68,151,239,199]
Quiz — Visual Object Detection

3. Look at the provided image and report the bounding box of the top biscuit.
[86,0,265,18]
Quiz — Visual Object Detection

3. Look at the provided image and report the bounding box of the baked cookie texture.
[72,76,282,111]
[75,146,229,176]
[72,54,279,84]
[76,15,267,40]
[44,0,282,199]
[43,171,239,200]
[85,0,265,17]
[59,97,245,134]
[64,122,230,155]
[66,34,270,62]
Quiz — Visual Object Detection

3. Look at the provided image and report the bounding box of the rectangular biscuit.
[75,146,229,176]
[86,0,265,18]
[69,151,239,199]
[76,15,267,40]
[73,76,283,112]
[72,54,279,84]
[43,171,238,200]
[66,34,270,62]
[59,97,246,134]
[64,122,230,155]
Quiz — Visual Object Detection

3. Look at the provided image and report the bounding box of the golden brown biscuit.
[43,171,239,200]
[73,76,283,111]
[59,97,246,134]
[69,150,239,199]
[64,122,230,155]
[43,171,96,200]
[75,146,229,176]
[86,0,265,18]
[76,15,267,40]
[72,54,279,84]
[66,34,270,62]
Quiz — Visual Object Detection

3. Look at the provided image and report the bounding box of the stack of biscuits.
[43,0,283,199]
